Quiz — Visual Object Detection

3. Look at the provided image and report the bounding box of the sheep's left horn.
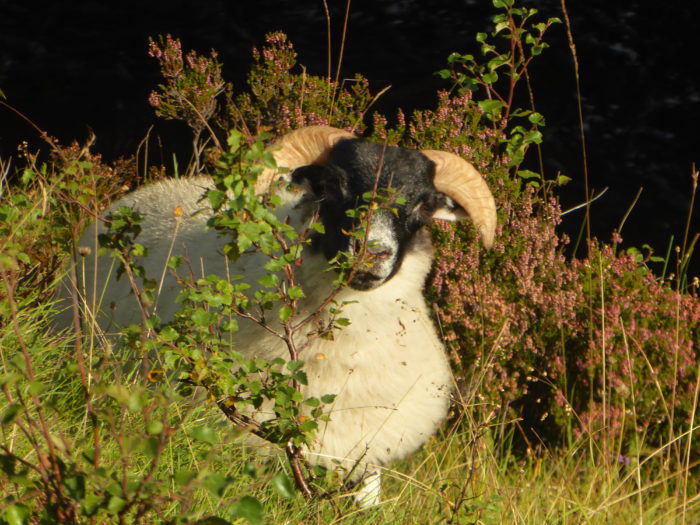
[421,150,497,248]
[256,126,356,194]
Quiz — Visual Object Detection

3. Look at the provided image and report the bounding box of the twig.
[560,187,609,216]
[617,186,643,235]
[2,271,77,521]
[286,441,315,499]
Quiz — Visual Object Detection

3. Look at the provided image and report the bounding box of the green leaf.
[2,403,21,425]
[286,360,304,371]
[221,318,239,332]
[478,99,505,116]
[279,305,293,322]
[142,436,160,458]
[107,496,127,515]
[3,504,31,525]
[81,448,96,466]
[556,174,572,186]
[531,43,546,56]
[524,129,543,144]
[168,255,183,269]
[0,373,20,388]
[145,313,160,329]
[127,392,147,412]
[132,243,147,257]
[227,130,243,149]
[192,425,218,445]
[258,231,280,254]
[82,493,103,516]
[192,308,215,327]
[257,273,279,288]
[175,469,197,486]
[517,170,541,181]
[229,495,264,525]
[436,69,451,80]
[293,370,308,386]
[321,394,337,404]
[494,20,509,34]
[204,472,230,498]
[305,397,320,407]
[243,462,257,478]
[309,221,325,234]
[208,190,227,210]
[299,419,318,434]
[159,325,179,342]
[287,286,305,300]
[0,454,17,475]
[272,471,296,498]
[64,475,85,499]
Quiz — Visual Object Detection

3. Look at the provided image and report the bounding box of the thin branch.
[560,187,609,216]
[560,0,591,250]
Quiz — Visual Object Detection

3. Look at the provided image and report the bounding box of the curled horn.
[256,126,356,194]
[421,150,497,248]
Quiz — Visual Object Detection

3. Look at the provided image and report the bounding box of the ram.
[58,126,497,505]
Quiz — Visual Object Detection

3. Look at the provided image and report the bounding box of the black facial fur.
[292,139,452,284]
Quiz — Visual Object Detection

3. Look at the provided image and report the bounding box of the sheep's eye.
[408,201,433,230]
[412,201,433,218]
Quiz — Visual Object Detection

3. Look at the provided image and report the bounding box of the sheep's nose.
[368,244,392,259]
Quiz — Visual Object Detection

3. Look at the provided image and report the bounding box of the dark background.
[1,0,698,276]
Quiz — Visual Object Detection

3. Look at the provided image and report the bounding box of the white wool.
[57,175,454,499]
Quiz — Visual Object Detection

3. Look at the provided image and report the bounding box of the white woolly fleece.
[57,175,454,480]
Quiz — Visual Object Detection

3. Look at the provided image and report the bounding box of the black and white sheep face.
[292,139,460,291]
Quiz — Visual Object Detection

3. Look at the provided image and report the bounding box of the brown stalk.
[560,0,592,250]
[286,441,314,499]
[2,271,77,521]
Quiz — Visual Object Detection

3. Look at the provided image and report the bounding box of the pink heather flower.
[148,40,163,59]
[148,91,160,107]
[396,109,406,128]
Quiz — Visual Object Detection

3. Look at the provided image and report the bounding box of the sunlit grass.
[1,232,698,523]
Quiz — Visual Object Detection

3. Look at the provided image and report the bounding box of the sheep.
[57,126,497,506]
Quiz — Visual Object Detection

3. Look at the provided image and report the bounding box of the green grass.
[1,291,697,523]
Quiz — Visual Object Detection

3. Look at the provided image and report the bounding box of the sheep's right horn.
[256,126,356,194]
[421,150,497,248]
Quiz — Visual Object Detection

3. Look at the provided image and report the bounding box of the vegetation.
[1,0,698,522]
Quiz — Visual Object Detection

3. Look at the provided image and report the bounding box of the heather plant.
[148,32,377,162]
[363,0,578,446]
[413,0,700,470]
[148,34,225,132]
[230,32,374,137]
[148,34,225,172]
[569,240,700,455]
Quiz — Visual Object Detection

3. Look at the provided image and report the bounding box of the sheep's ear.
[290,165,324,196]
[431,196,468,222]
[291,165,350,199]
